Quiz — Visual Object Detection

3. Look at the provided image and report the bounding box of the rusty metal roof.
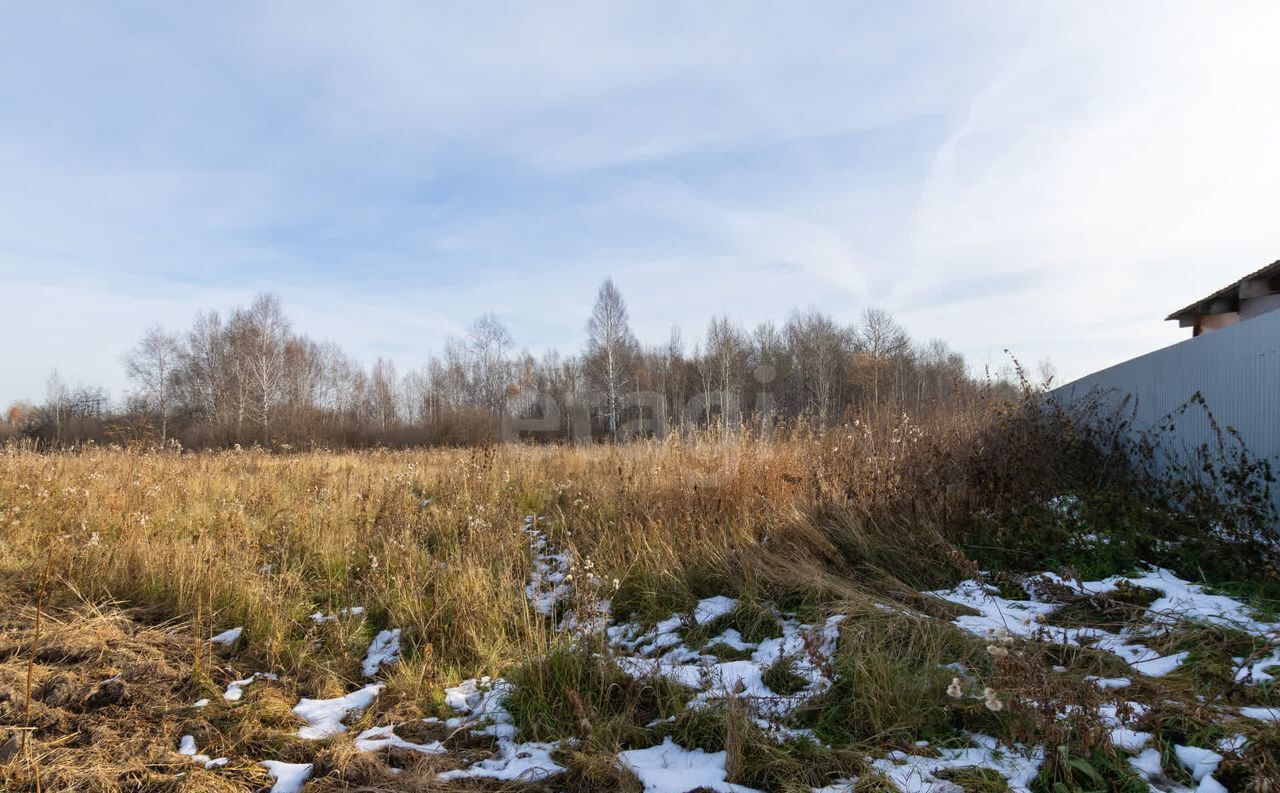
[1166,258,1280,321]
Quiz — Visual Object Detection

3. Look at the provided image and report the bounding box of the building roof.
[1166,259,1280,322]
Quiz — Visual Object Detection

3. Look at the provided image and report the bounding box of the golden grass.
[0,436,863,678]
[2,408,1276,791]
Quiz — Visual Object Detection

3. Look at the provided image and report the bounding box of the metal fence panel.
[1054,310,1280,481]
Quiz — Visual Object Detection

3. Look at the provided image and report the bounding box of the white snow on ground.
[439,740,565,782]
[1129,747,1165,779]
[310,606,365,623]
[210,626,242,646]
[695,595,739,624]
[707,628,754,651]
[438,676,567,780]
[1235,646,1280,684]
[192,698,209,708]
[1198,777,1229,793]
[444,676,491,713]
[293,683,383,739]
[1128,746,1229,793]
[193,518,1280,793]
[1125,568,1273,631]
[261,761,312,793]
[1240,706,1280,722]
[1218,734,1248,754]
[933,580,1057,638]
[929,567,1278,680]
[618,738,762,793]
[524,516,573,617]
[223,671,277,701]
[1098,702,1153,753]
[177,735,228,769]
[813,734,1042,793]
[234,520,1280,793]
[1109,728,1151,752]
[362,628,401,676]
[610,605,845,721]
[1090,634,1187,677]
[1174,745,1223,782]
[354,725,445,755]
[174,736,226,767]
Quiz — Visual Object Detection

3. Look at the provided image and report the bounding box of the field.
[2,403,1280,792]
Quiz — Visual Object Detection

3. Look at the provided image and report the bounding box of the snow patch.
[524,518,572,617]
[210,627,242,646]
[293,683,383,740]
[223,672,277,702]
[354,724,445,755]
[261,761,312,793]
[362,629,401,677]
[618,737,762,793]
[310,606,364,623]
[694,595,739,624]
[927,568,1271,679]
[1174,745,1223,782]
[1129,747,1164,780]
[1109,728,1152,752]
[439,740,564,782]
[865,734,1042,793]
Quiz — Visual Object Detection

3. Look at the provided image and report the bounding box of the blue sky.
[3,2,1279,403]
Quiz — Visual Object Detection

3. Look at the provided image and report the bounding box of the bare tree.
[855,307,911,408]
[468,314,515,413]
[45,370,68,442]
[585,278,637,441]
[235,294,291,446]
[124,325,183,442]
[11,286,992,448]
[702,316,748,428]
[367,357,400,431]
[785,310,852,425]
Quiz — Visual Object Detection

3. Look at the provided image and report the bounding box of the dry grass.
[0,402,1277,791]
[0,431,920,679]
[0,433,885,791]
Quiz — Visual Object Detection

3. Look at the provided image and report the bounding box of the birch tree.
[237,293,291,446]
[585,278,637,441]
[468,313,514,413]
[124,325,182,441]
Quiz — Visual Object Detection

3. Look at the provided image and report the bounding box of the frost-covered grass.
[2,404,1279,791]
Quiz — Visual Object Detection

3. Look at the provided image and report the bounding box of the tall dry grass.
[0,412,989,681]
[4,395,1278,791]
[2,393,1271,687]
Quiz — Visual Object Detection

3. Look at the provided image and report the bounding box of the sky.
[2,1,1279,404]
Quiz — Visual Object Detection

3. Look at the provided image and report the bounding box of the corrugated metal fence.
[1053,309,1280,499]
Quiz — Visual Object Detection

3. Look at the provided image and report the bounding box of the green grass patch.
[1031,745,1149,793]
[683,599,783,647]
[1041,582,1160,630]
[934,766,1011,792]
[799,613,988,746]
[612,570,696,628]
[659,700,857,792]
[505,645,688,747]
[704,641,755,662]
[762,656,809,696]
[1149,621,1275,701]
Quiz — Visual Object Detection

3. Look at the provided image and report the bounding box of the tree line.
[2,279,1009,448]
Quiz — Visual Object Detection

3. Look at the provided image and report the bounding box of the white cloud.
[2,2,1278,399]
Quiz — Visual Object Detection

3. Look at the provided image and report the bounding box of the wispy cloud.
[2,2,1278,401]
